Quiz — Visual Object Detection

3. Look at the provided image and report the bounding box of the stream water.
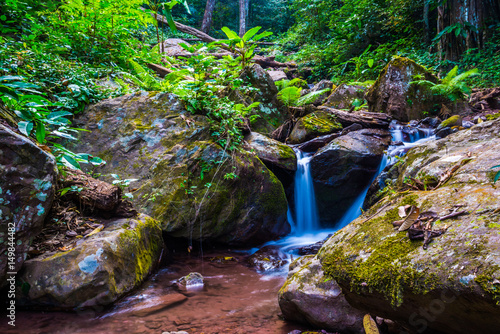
[4,122,435,334]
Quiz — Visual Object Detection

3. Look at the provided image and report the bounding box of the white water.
[269,121,436,258]
[292,149,320,234]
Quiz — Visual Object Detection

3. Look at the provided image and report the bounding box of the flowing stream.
[6,122,436,334]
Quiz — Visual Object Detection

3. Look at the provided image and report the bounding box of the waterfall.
[292,149,320,234]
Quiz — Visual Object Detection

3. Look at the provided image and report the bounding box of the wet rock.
[310,129,391,225]
[474,115,487,124]
[268,70,288,82]
[129,293,187,317]
[75,92,290,246]
[435,126,452,139]
[365,57,440,122]
[0,124,56,288]
[294,235,332,255]
[177,272,204,289]
[244,132,296,171]
[247,245,288,272]
[288,109,343,144]
[462,120,475,128]
[419,116,442,128]
[317,119,500,334]
[324,84,367,109]
[437,115,462,130]
[278,256,365,333]
[18,214,163,309]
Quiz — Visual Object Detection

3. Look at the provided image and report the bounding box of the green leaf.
[253,31,273,42]
[162,8,177,32]
[242,26,261,42]
[221,27,239,40]
[495,171,500,183]
[35,122,46,144]
[367,59,374,68]
[18,121,33,137]
[277,87,302,107]
[61,155,81,170]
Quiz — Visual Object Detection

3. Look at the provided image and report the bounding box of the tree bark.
[200,0,216,33]
[239,0,249,37]
[423,0,430,45]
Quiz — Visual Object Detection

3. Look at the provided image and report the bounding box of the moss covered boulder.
[238,64,288,135]
[278,255,365,333]
[244,132,296,172]
[316,119,500,333]
[18,214,163,309]
[75,92,290,246]
[323,84,367,109]
[365,57,440,122]
[0,124,56,289]
[288,109,343,144]
[310,129,391,225]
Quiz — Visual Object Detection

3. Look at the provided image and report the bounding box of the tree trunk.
[239,0,249,37]
[424,0,430,45]
[436,0,500,61]
[200,0,216,33]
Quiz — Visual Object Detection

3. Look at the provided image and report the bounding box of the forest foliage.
[1,0,500,170]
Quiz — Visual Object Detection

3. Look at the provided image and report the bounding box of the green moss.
[302,112,342,134]
[440,115,462,128]
[475,265,500,303]
[486,113,500,121]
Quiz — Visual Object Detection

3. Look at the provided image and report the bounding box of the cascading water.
[292,149,320,234]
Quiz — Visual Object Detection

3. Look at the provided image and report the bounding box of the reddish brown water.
[3,251,309,334]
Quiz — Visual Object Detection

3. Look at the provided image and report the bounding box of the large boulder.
[244,132,296,172]
[317,119,500,334]
[365,57,439,122]
[0,124,56,288]
[324,84,367,109]
[278,255,365,333]
[239,64,288,135]
[288,109,343,144]
[18,214,163,309]
[75,92,290,246]
[310,129,391,225]
[302,80,334,106]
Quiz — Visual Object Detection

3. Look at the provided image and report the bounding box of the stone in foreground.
[18,214,163,309]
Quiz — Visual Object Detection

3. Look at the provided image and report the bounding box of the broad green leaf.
[221,27,239,40]
[242,26,261,42]
[367,59,374,68]
[162,8,177,32]
[61,155,81,170]
[253,31,273,42]
[18,121,33,137]
[35,122,46,144]
[48,111,72,119]
[52,130,77,141]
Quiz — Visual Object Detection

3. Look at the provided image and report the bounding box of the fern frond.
[449,68,479,87]
[442,65,458,84]
[297,88,330,106]
[409,80,436,87]
[277,86,302,107]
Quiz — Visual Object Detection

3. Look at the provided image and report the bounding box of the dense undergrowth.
[1,0,499,171]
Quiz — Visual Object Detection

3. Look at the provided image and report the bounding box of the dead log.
[61,170,121,212]
[146,62,194,80]
[318,106,392,129]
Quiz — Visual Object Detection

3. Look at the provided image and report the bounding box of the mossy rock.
[323,84,367,109]
[244,132,297,172]
[17,214,163,309]
[365,57,441,122]
[75,92,290,246]
[438,115,462,129]
[316,119,500,334]
[288,109,343,144]
[278,255,365,333]
[0,124,57,289]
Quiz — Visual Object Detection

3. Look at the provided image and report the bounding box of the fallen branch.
[146,62,194,80]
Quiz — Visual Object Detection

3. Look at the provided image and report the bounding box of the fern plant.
[277,84,330,118]
[411,66,479,102]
